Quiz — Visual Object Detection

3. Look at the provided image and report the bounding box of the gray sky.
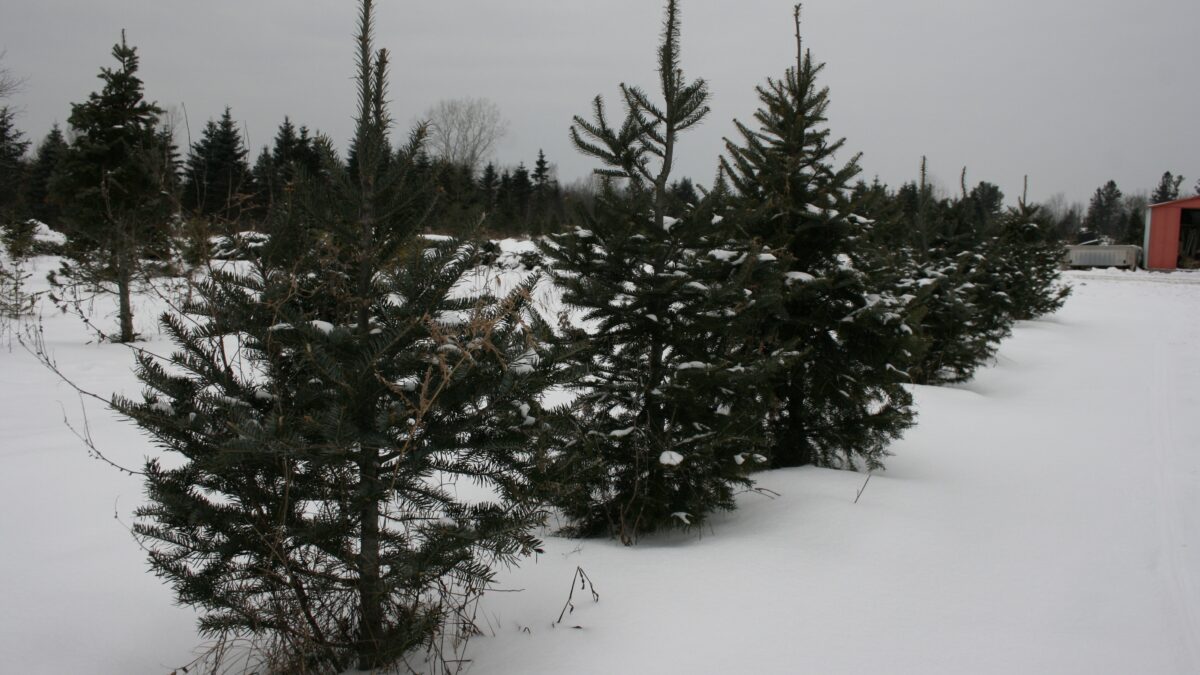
[2,0,1198,205]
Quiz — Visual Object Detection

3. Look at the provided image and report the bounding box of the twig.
[854,472,873,504]
[555,566,599,625]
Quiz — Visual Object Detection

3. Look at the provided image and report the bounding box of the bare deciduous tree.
[0,51,25,100]
[423,97,507,174]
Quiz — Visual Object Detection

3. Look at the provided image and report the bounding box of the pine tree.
[532,149,550,189]
[1150,171,1184,204]
[541,0,782,543]
[507,162,533,226]
[1082,180,1125,242]
[856,163,1021,385]
[24,124,68,226]
[50,31,174,342]
[479,161,499,207]
[993,197,1070,320]
[120,2,551,669]
[721,5,915,469]
[667,177,699,213]
[249,145,273,213]
[182,106,251,221]
[258,118,329,265]
[529,150,566,234]
[0,106,30,224]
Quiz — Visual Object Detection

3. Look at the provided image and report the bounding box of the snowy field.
[1,259,1198,674]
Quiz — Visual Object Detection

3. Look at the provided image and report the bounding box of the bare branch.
[0,51,26,100]
[423,97,508,174]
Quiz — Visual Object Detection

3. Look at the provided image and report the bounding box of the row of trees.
[3,2,1069,672]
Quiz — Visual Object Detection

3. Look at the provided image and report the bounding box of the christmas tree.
[722,6,915,469]
[121,2,554,669]
[542,0,784,543]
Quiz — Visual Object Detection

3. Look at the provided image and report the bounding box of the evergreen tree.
[1082,180,1125,242]
[507,162,533,226]
[182,106,252,221]
[255,117,323,210]
[532,149,550,189]
[154,123,182,198]
[249,145,273,212]
[667,177,699,213]
[1117,193,1146,246]
[25,124,68,226]
[530,151,566,234]
[721,5,915,469]
[993,198,1070,321]
[257,118,329,264]
[50,31,174,342]
[120,2,551,670]
[859,163,1026,385]
[961,181,1004,237]
[542,0,782,543]
[0,106,30,224]
[1151,171,1184,204]
[479,161,499,207]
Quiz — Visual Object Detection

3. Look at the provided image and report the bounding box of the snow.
[659,451,685,466]
[148,399,174,416]
[785,271,816,285]
[30,221,67,246]
[3,253,1200,675]
[309,320,335,334]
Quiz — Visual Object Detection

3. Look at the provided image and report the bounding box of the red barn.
[1145,196,1200,270]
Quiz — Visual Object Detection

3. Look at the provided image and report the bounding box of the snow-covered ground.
[1,260,1198,674]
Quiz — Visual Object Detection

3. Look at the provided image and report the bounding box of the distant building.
[1145,196,1200,270]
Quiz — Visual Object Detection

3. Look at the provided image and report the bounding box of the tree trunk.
[115,246,135,343]
[774,375,814,468]
[357,452,383,671]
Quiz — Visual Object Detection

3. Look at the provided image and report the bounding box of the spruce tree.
[479,161,499,207]
[856,163,1020,385]
[542,0,783,543]
[532,149,550,189]
[120,2,551,669]
[1082,180,1125,242]
[182,106,252,221]
[721,5,915,469]
[1150,171,1183,204]
[0,106,29,224]
[505,162,533,228]
[994,198,1070,321]
[50,31,174,342]
[26,124,68,226]
[249,145,273,213]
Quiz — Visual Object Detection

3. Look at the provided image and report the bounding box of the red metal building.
[1145,196,1200,270]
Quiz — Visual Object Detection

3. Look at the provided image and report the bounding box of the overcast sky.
[2,0,1198,205]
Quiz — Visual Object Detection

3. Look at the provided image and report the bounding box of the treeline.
[0,106,585,242]
[1036,171,1196,246]
[2,2,1073,672]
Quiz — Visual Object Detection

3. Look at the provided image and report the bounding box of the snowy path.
[1,266,1198,674]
